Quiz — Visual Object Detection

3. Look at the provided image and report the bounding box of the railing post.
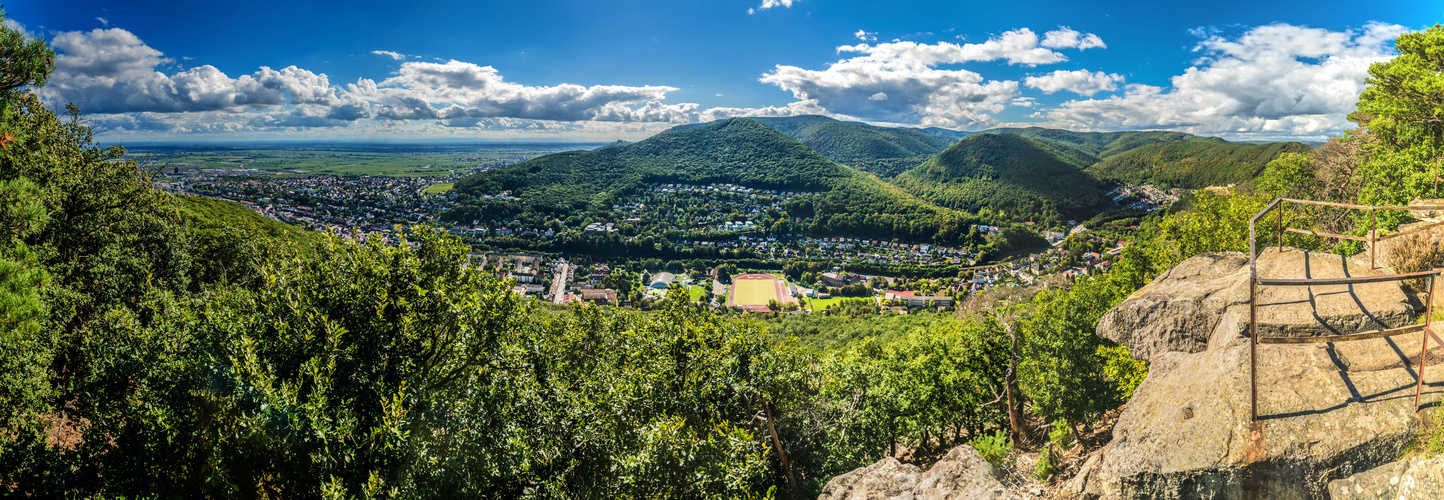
[1371,208,1378,270]
[1418,274,1435,411]
[1277,201,1284,252]
[1250,277,1259,422]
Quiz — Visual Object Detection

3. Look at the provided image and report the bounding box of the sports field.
[728,273,793,312]
[423,182,455,194]
[732,278,779,305]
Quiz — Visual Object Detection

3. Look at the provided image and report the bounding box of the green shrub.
[971,430,1013,468]
[1034,420,1073,481]
[1098,344,1149,401]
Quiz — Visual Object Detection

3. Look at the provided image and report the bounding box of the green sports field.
[731,277,780,305]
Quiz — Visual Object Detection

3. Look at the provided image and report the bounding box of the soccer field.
[731,277,780,305]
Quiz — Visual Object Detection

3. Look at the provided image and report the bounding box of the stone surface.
[1078,339,1442,500]
[1096,252,1250,362]
[1327,458,1412,500]
[1325,456,1444,500]
[817,457,921,500]
[1395,456,1444,499]
[1098,249,1416,363]
[1408,198,1444,223]
[817,445,1021,500]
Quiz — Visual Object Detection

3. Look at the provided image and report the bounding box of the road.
[549,259,572,304]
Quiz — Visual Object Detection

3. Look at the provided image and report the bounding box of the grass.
[689,285,707,301]
[803,296,849,310]
[731,277,780,306]
[424,182,455,194]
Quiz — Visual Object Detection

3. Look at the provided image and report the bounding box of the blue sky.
[12,0,1443,142]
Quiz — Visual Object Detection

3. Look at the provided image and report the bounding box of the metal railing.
[1249,198,1444,422]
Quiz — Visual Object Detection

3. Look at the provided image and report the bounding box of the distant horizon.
[20,0,1433,143]
[103,116,1326,148]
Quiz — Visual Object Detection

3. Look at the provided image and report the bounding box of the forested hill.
[750,115,958,177]
[981,127,1310,188]
[450,117,976,243]
[892,133,1112,221]
[1085,140,1312,188]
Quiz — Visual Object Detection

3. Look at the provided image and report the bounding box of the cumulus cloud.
[756,27,1101,128]
[371,50,406,60]
[854,30,877,42]
[1036,22,1407,138]
[40,27,709,134]
[351,59,697,122]
[751,0,797,13]
[696,99,830,123]
[1024,69,1123,96]
[1040,27,1105,50]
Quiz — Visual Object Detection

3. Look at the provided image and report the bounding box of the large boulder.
[1097,249,1416,363]
[818,445,1021,500]
[1075,336,1443,499]
[1095,252,1250,362]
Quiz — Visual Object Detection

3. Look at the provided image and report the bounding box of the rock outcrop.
[1097,249,1416,362]
[818,445,1021,500]
[1076,248,1444,499]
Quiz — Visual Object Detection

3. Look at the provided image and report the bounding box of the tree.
[1351,25,1444,225]
[0,11,54,148]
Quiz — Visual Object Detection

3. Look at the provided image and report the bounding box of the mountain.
[1085,140,1311,188]
[980,127,1310,188]
[595,139,632,150]
[892,133,1111,221]
[449,118,975,243]
[749,115,960,178]
[915,127,976,140]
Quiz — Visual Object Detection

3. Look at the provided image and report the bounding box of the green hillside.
[1085,140,1312,188]
[450,118,974,242]
[893,133,1111,221]
[982,127,1309,187]
[751,116,958,177]
[174,194,320,245]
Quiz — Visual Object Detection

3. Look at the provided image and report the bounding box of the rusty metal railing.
[1249,198,1444,422]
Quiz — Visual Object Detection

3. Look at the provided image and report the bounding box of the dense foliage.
[11,16,1444,500]
[750,115,956,178]
[977,127,1310,189]
[449,117,978,243]
[893,133,1112,223]
[1085,141,1312,189]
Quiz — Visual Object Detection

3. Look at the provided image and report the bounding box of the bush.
[970,430,1013,469]
[1034,419,1073,481]
[1098,344,1149,401]
[1385,230,1444,292]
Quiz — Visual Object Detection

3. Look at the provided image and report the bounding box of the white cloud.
[755,27,1101,128]
[854,30,877,42]
[697,99,829,123]
[371,50,406,60]
[755,0,797,11]
[833,27,1105,67]
[40,27,709,135]
[1037,22,1408,139]
[1040,27,1105,50]
[95,17,109,26]
[1024,69,1123,96]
